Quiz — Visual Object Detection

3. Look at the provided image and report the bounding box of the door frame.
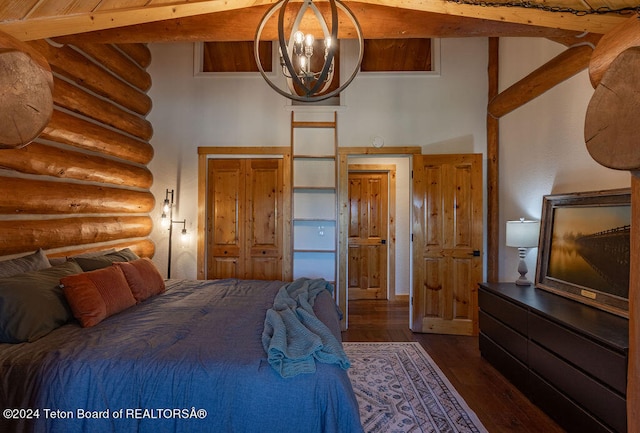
[338,147,421,329]
[347,165,395,301]
[197,146,292,280]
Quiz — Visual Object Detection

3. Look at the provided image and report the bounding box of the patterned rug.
[343,342,488,433]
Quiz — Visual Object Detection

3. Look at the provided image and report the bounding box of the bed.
[0,250,363,433]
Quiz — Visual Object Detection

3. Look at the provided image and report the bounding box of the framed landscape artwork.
[535,188,631,318]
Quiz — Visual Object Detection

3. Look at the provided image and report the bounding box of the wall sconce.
[161,188,188,278]
[506,218,540,286]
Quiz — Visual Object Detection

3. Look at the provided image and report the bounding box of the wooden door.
[245,158,283,279]
[348,171,388,300]
[207,159,243,279]
[206,158,283,280]
[412,154,483,335]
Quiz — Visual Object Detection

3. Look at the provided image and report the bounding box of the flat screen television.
[535,188,630,318]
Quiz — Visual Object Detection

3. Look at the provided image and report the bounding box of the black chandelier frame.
[254,0,364,103]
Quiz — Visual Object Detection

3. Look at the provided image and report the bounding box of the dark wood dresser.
[478,282,629,433]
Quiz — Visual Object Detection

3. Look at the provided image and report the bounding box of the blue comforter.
[0,279,363,433]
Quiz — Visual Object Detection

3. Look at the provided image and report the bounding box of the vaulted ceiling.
[0,0,636,44]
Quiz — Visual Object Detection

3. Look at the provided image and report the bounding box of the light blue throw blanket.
[262,278,350,378]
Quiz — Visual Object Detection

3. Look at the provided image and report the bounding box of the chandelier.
[254,0,363,102]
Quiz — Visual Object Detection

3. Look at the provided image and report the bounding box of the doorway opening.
[342,155,413,329]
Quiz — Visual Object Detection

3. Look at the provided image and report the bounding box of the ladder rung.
[292,121,336,128]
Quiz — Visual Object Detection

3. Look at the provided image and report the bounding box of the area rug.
[343,342,488,433]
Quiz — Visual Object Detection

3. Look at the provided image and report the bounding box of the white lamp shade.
[506,219,540,248]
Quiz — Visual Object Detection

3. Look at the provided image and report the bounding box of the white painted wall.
[147,38,489,287]
[147,36,627,295]
[497,37,630,283]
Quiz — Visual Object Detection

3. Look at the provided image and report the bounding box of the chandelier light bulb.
[293,31,305,45]
[304,33,315,47]
[162,199,170,213]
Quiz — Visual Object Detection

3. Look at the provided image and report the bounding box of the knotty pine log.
[0,176,154,215]
[486,37,499,282]
[41,110,154,165]
[589,13,640,88]
[546,33,601,49]
[586,47,640,433]
[53,77,153,141]
[0,216,152,256]
[0,141,153,189]
[488,44,593,119]
[0,35,155,262]
[585,47,640,170]
[46,239,156,259]
[27,39,152,116]
[0,30,53,149]
[0,31,51,76]
[63,42,152,92]
[116,43,151,69]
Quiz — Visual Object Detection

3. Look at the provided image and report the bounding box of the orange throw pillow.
[114,258,165,303]
[61,266,136,327]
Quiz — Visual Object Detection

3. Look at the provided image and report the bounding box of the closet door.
[245,158,283,280]
[207,159,244,279]
[206,158,283,280]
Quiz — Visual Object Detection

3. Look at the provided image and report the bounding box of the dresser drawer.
[479,310,527,363]
[529,312,627,395]
[529,371,615,433]
[529,342,626,433]
[479,333,528,394]
[479,288,528,335]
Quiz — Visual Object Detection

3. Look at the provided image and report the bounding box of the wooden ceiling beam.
[0,0,272,41]
[589,13,640,88]
[54,4,593,44]
[488,43,593,118]
[357,0,626,33]
[0,0,630,42]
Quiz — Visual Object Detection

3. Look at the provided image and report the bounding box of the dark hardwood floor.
[341,299,565,433]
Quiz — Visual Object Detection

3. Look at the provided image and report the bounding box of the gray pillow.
[74,248,140,272]
[70,248,117,259]
[0,249,51,278]
[48,248,119,266]
[0,261,83,343]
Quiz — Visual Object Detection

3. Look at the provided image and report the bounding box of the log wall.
[0,39,155,259]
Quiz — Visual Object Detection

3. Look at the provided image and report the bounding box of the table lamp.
[506,218,540,286]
